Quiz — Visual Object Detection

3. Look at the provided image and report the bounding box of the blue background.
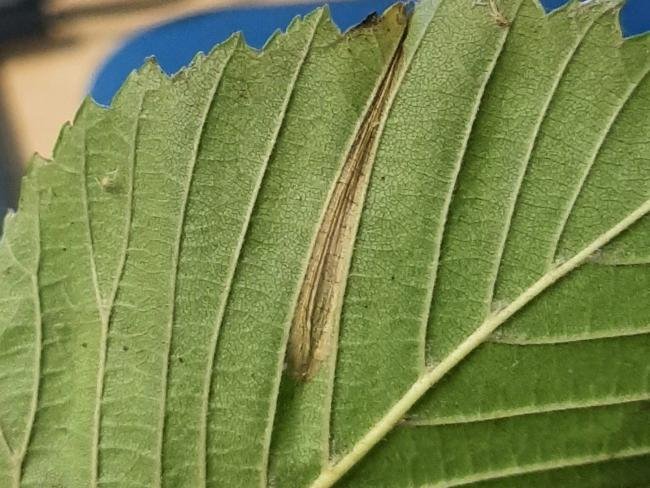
[90,0,398,106]
[2,0,650,225]
[89,0,650,107]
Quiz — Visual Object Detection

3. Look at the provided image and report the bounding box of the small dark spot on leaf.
[81,342,87,348]
[178,357,184,364]
[122,345,129,352]
[353,12,380,31]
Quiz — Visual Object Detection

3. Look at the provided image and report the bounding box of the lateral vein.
[418,0,524,370]
[489,324,650,345]
[90,90,146,487]
[488,12,602,307]
[439,447,650,488]
[549,66,650,264]
[287,7,409,381]
[311,198,650,488]
[14,184,43,488]
[156,44,238,486]
[401,394,650,427]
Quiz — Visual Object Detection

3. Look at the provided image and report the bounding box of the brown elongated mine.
[287,5,410,380]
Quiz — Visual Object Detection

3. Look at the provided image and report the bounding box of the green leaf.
[1,1,649,487]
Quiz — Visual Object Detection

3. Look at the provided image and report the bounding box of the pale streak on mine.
[288,6,409,380]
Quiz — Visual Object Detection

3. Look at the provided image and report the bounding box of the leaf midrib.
[311,198,650,488]
[3,3,647,487]
[311,6,650,485]
[312,0,521,482]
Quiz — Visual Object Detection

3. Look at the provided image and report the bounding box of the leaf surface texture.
[0,1,649,487]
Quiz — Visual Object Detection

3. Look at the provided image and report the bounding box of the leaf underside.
[0,1,649,487]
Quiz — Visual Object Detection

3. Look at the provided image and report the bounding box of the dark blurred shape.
[1,0,45,225]
[0,0,45,43]
[0,94,20,231]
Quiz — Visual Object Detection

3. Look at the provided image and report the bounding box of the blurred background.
[0,0,649,222]
[0,0,396,222]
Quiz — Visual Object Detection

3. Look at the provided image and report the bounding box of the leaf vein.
[91,90,146,487]
[402,395,650,427]
[311,198,650,488]
[417,1,525,370]
[440,447,650,488]
[14,186,43,488]
[156,44,238,487]
[489,325,650,345]
[489,12,602,307]
[549,66,650,264]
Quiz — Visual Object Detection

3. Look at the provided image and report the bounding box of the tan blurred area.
[0,0,320,164]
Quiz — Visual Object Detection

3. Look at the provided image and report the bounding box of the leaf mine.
[287,5,410,380]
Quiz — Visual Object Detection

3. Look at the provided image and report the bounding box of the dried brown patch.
[287,5,410,380]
